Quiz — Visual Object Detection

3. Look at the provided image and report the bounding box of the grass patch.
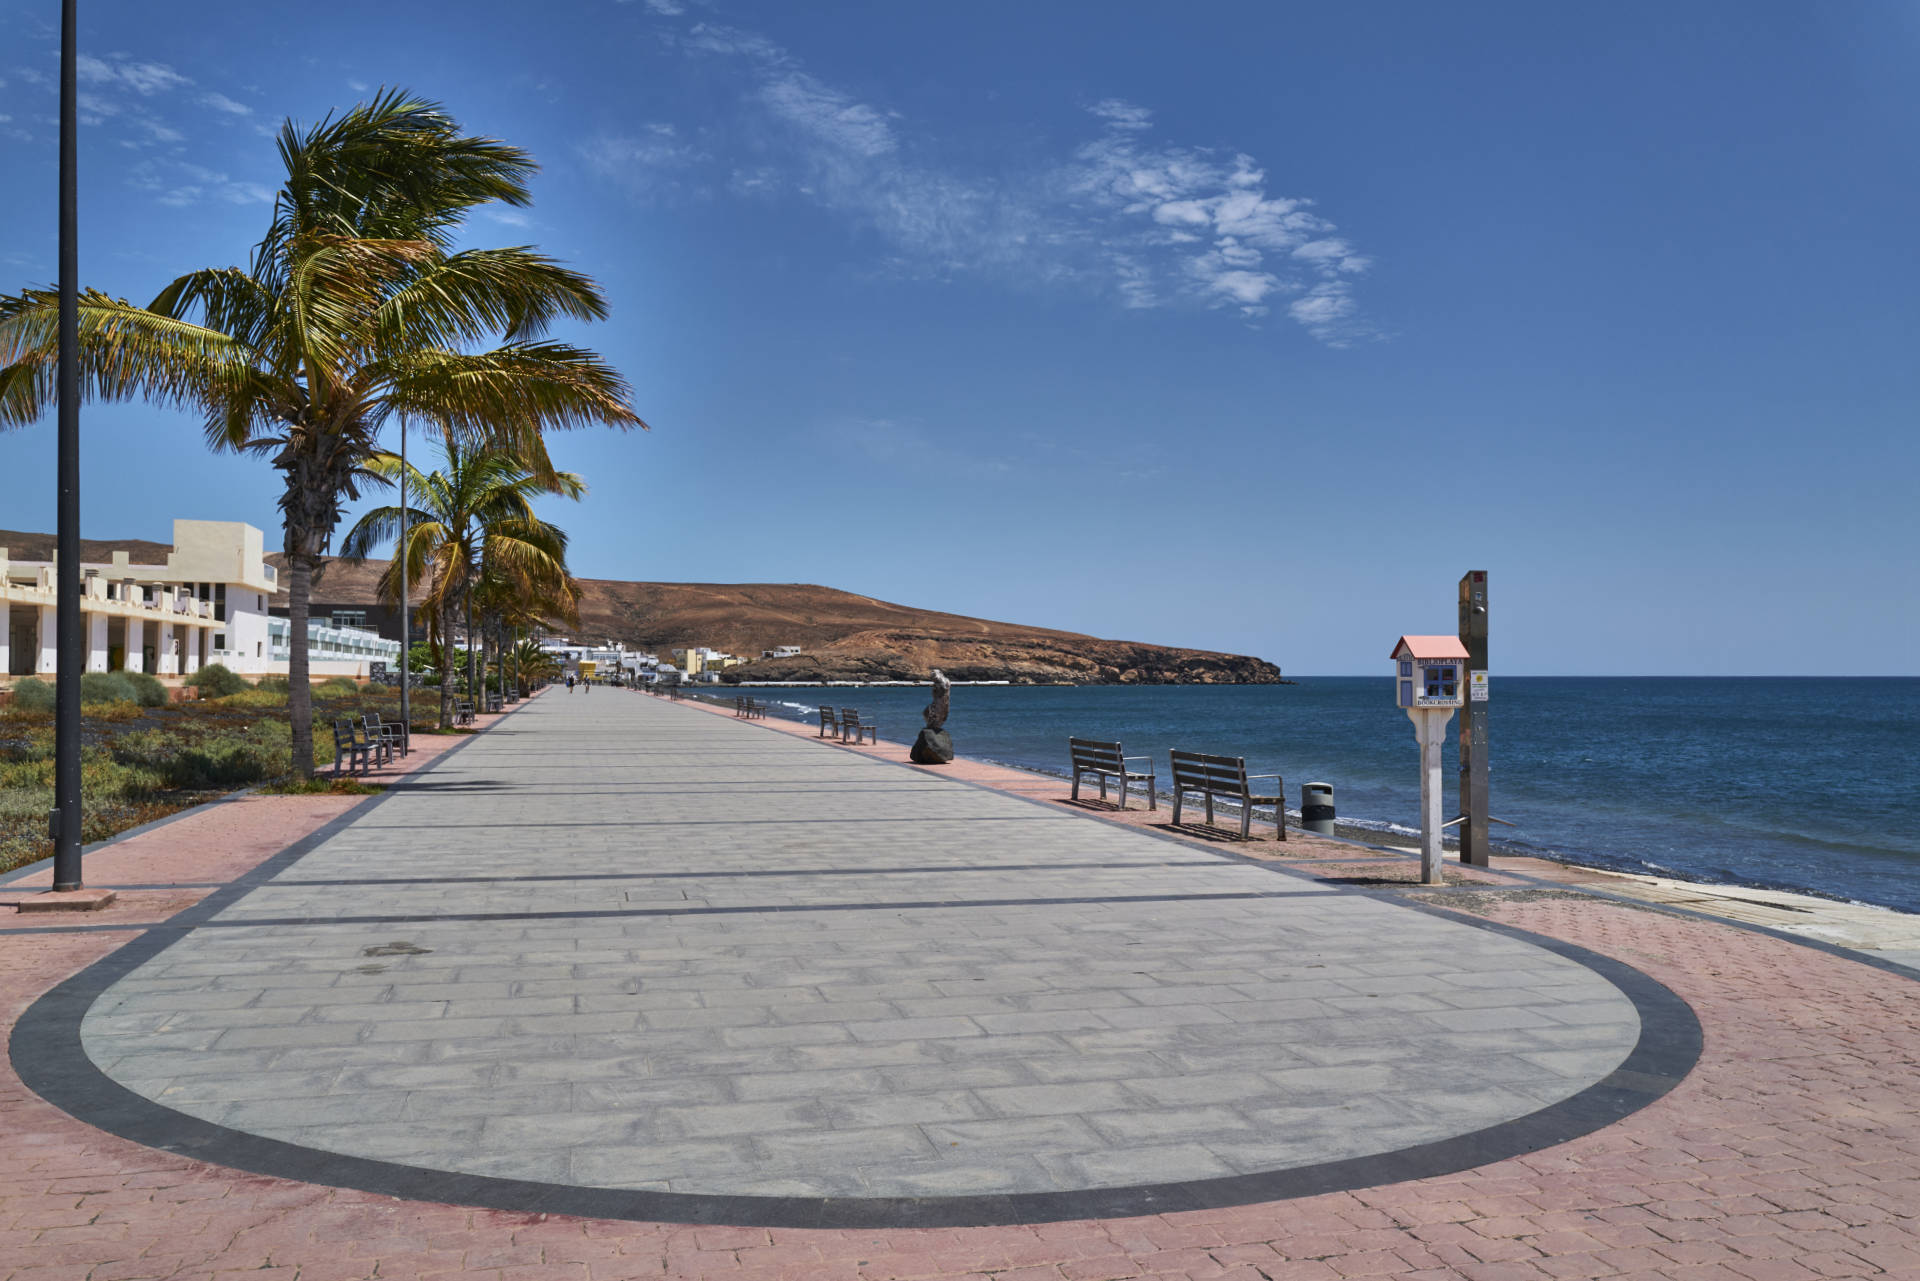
[0,684,413,873]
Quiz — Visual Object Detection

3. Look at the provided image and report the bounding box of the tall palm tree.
[0,90,642,774]
[341,437,582,728]
[474,536,581,704]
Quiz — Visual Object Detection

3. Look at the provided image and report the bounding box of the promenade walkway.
[3,689,1916,1278]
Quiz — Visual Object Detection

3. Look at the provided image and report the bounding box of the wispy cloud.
[1068,103,1372,341]
[75,53,191,96]
[3,48,281,199]
[129,159,273,209]
[585,19,1375,344]
[200,91,252,116]
[826,417,1013,476]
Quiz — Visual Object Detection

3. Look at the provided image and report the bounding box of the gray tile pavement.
[79,690,1640,1197]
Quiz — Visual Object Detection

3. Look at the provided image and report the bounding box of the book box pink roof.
[1390,635,1471,661]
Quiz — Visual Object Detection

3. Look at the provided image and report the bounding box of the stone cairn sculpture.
[909,668,955,764]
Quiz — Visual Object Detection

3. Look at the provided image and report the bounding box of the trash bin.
[1301,781,1335,836]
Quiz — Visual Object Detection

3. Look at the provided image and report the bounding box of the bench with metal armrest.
[1168,749,1285,841]
[1068,737,1157,811]
[838,707,877,745]
[332,719,371,776]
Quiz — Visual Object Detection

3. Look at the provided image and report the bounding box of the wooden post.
[1457,570,1490,867]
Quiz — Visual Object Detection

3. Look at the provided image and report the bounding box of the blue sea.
[704,678,1920,915]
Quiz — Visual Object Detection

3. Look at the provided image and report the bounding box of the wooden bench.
[363,712,405,760]
[818,705,839,736]
[332,719,371,776]
[1168,749,1285,841]
[455,700,476,726]
[838,707,877,745]
[1068,738,1156,811]
[354,717,394,768]
[734,697,766,720]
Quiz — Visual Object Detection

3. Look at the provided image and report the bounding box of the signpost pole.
[1457,570,1490,867]
[1411,708,1451,885]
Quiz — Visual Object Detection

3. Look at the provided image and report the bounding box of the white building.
[538,638,658,682]
[1,519,397,682]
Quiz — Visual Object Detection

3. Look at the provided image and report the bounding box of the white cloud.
[1067,102,1374,339]
[76,54,191,95]
[578,122,706,182]
[201,92,252,116]
[1089,99,1153,132]
[644,0,686,12]
[129,159,273,208]
[482,208,534,228]
[761,71,896,158]
[598,22,1375,344]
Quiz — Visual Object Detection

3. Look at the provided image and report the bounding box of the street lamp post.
[51,0,83,891]
[398,416,409,750]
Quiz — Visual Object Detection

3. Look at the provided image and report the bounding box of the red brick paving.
[2,690,1916,1279]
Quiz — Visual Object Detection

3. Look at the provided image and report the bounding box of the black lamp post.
[51,0,83,892]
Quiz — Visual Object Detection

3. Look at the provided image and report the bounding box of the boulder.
[910,727,954,765]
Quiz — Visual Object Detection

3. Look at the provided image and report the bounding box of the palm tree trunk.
[286,552,315,779]
[437,594,455,730]
[465,589,476,707]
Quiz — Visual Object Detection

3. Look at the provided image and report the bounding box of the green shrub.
[8,678,55,713]
[161,736,275,789]
[120,671,168,707]
[363,681,389,695]
[80,671,139,704]
[186,663,247,698]
[254,674,291,694]
[216,689,288,709]
[316,676,361,696]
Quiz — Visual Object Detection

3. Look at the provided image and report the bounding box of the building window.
[214,584,226,622]
[1424,665,1457,699]
[213,632,227,651]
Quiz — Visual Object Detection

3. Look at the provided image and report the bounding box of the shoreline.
[688,688,1920,944]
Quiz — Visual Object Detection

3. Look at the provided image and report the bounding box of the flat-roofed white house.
[1,519,398,682]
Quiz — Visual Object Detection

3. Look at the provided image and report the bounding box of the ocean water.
[708,678,1920,914]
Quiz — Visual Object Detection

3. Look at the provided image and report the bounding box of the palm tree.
[474,541,581,704]
[341,436,582,728]
[0,91,642,774]
[509,637,563,694]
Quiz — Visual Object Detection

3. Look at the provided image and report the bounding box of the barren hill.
[295,556,1283,685]
[6,526,1278,683]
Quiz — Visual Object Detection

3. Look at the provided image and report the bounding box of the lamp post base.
[17,888,117,913]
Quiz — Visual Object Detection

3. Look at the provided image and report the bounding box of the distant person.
[566,674,576,693]
[583,676,590,694]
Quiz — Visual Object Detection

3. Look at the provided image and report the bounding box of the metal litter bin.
[1301,781,1335,836]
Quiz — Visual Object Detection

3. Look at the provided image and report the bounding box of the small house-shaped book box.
[1391,635,1470,710]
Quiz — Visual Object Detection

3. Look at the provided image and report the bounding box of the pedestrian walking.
[566,674,576,693]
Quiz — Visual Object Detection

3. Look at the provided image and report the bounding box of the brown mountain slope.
[0,529,177,564]
[282,555,1283,685]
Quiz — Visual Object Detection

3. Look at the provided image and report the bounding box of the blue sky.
[1,0,1915,675]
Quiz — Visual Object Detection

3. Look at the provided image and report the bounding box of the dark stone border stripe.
[269,858,1220,886]
[12,693,1702,1230]
[181,888,1332,930]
